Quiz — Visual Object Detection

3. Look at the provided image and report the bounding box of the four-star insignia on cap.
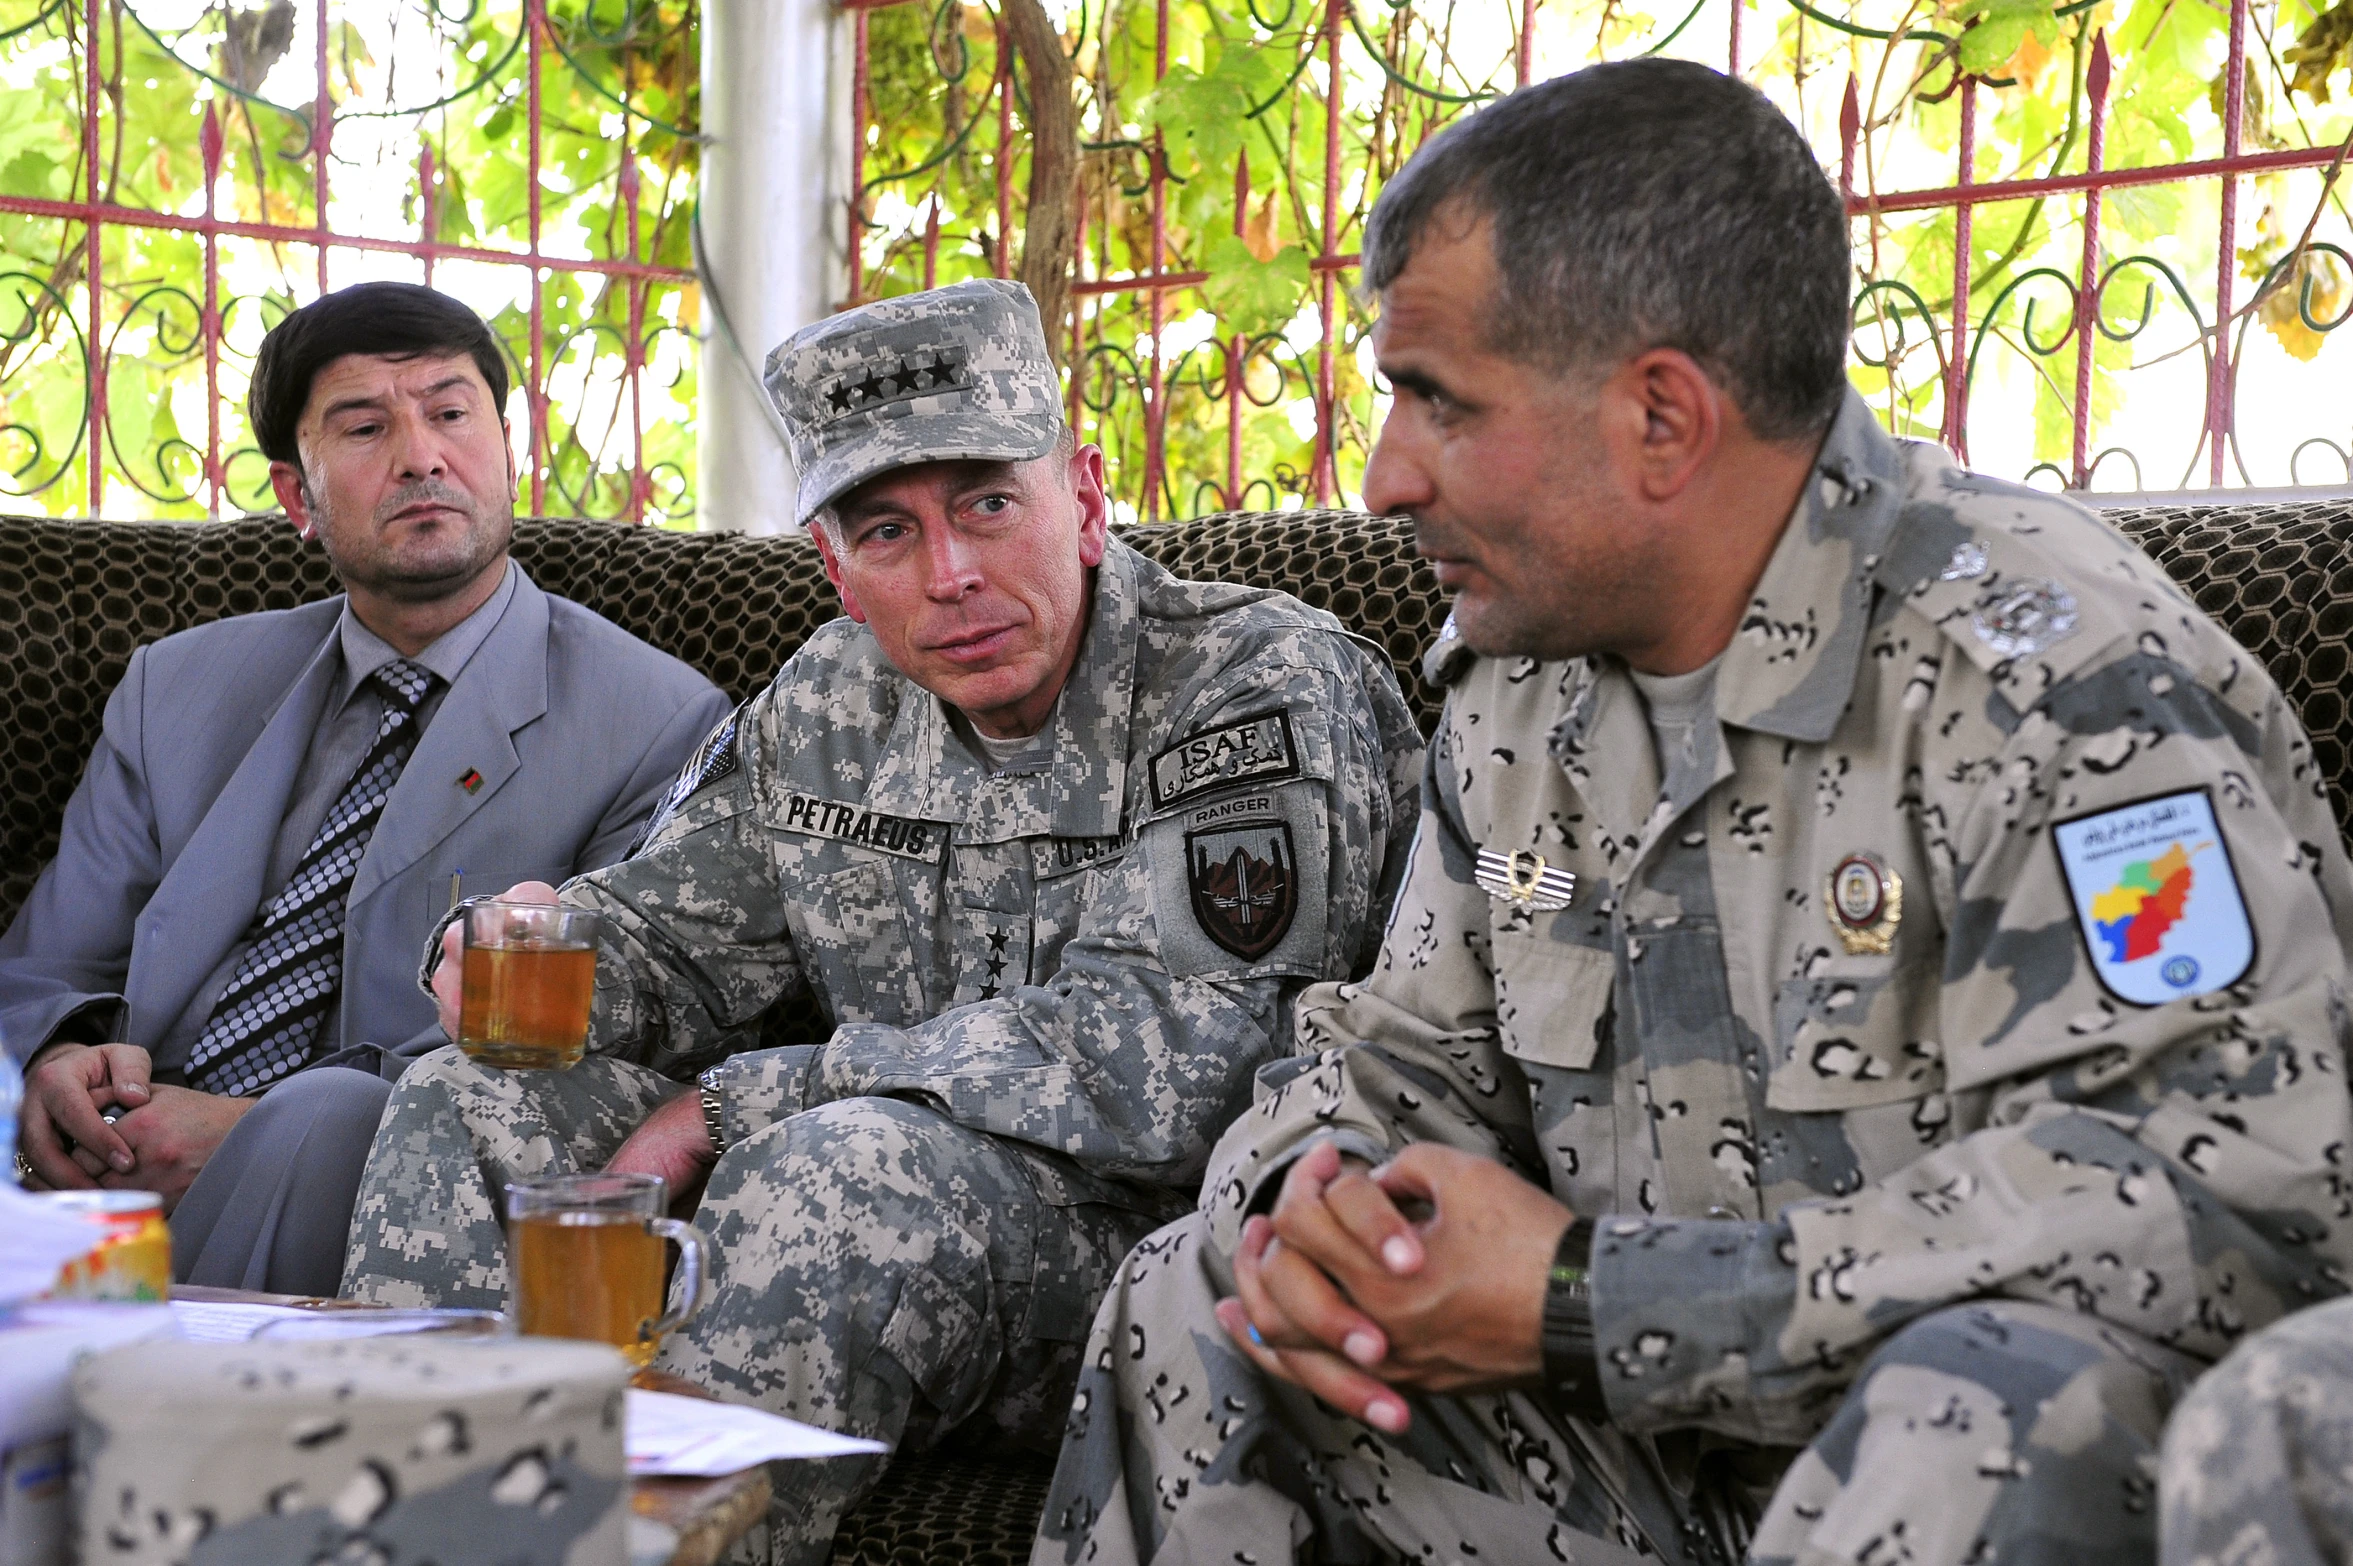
[819,346,975,421]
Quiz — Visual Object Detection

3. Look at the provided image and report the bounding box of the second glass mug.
[459,900,602,1070]
[505,1172,710,1368]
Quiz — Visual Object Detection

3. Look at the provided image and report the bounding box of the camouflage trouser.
[341,1047,1170,1565]
[2160,1295,2353,1566]
[1033,1213,2205,1566]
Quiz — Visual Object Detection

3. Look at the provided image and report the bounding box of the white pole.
[697,0,844,534]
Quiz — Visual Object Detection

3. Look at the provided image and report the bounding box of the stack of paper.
[625,1389,887,1476]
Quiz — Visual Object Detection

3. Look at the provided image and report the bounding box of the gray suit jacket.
[0,565,732,1075]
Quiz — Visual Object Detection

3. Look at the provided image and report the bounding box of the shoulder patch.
[1148,709,1300,811]
[631,705,744,855]
[2051,787,2255,1005]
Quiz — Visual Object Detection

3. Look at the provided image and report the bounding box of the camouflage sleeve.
[703,644,1423,1190]
[1588,674,2353,1448]
[1196,708,1548,1253]
[559,695,810,1080]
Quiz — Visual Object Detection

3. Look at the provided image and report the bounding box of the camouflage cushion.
[2,499,2350,1556]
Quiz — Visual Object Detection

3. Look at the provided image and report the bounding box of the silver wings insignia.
[1475,848,1577,912]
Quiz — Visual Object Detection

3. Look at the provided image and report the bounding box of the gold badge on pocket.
[1826,852,1902,955]
[1476,848,1577,913]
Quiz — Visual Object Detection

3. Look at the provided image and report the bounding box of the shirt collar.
[333,557,517,710]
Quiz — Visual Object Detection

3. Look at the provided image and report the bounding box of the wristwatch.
[1540,1218,1605,1422]
[697,1068,728,1156]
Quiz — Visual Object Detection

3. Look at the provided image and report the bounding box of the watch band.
[697,1069,728,1157]
[1540,1217,1605,1423]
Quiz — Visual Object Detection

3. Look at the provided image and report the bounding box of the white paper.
[625,1389,886,1476]
[0,1187,100,1308]
[164,1300,316,1343]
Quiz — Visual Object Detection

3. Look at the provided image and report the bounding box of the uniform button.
[1705,1205,1738,1221]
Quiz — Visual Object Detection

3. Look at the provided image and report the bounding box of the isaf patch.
[631,706,743,854]
[2052,786,2255,1005]
[1148,710,1300,811]
[1186,821,1298,959]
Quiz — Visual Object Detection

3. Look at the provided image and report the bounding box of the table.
[171,1286,770,1566]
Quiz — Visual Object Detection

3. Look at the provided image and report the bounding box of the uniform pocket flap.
[1493,932,1615,1072]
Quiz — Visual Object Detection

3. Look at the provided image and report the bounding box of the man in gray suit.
[1,281,730,1295]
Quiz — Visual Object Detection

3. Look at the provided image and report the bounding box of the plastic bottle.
[0,1040,20,1187]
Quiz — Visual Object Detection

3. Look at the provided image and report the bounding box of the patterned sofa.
[4,500,2352,1561]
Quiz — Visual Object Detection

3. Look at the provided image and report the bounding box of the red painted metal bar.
[1850,139,2348,217]
[202,106,224,517]
[1942,79,1975,461]
[922,196,940,288]
[1145,0,1170,521]
[1313,0,1342,506]
[2211,0,2249,484]
[84,0,103,515]
[526,0,548,514]
[1728,0,1743,77]
[1517,0,1536,87]
[2069,33,2111,489]
[313,0,330,293]
[622,118,647,523]
[0,192,692,281]
[1227,150,1248,511]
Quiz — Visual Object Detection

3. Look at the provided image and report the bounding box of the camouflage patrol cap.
[764,277,1066,528]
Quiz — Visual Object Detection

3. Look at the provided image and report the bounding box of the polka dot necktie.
[185,660,439,1098]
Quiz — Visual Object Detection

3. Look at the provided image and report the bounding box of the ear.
[809,524,868,624]
[1070,442,1111,568]
[270,461,316,539]
[1618,349,1726,504]
[502,419,520,497]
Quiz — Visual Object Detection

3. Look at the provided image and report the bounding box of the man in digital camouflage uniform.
[338,277,1423,1560]
[2158,1294,2353,1564]
[1032,62,2353,1566]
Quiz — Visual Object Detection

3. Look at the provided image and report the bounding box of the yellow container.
[39,1190,170,1302]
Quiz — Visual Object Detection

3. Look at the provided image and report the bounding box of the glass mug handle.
[646,1216,711,1342]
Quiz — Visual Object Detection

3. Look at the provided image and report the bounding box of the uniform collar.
[862,538,1143,839]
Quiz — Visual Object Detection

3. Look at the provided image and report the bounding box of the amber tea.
[458,901,602,1069]
[504,1171,709,1368]
[513,1209,668,1365]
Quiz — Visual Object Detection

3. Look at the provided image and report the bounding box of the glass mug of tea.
[505,1172,709,1368]
[459,900,601,1069]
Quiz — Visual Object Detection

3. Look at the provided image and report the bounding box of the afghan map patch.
[2052,787,2255,1005]
[1148,710,1300,811]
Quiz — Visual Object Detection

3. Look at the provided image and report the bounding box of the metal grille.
[847,0,2353,515]
[0,0,699,522]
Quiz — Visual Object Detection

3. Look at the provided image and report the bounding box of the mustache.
[376,480,478,522]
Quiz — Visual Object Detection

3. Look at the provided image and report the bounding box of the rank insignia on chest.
[1826,852,1902,955]
[1475,848,1576,913]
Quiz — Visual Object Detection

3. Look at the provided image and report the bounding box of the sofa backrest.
[3,501,2349,936]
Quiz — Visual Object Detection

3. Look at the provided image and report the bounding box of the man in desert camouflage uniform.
[339,277,1423,1560]
[1034,63,2353,1566]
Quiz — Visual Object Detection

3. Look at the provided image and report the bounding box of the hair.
[247,281,511,464]
[1360,59,1851,441]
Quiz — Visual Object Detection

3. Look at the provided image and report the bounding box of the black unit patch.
[630,707,743,855]
[1185,821,1299,960]
[777,792,946,863]
[1148,710,1300,811]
